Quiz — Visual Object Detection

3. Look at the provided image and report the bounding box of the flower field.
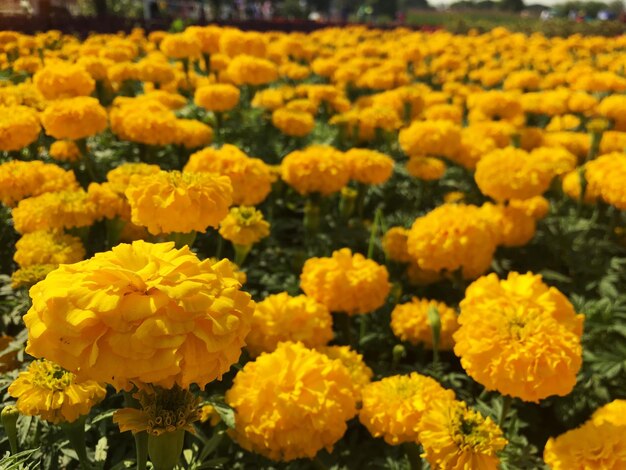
[0,25,626,469]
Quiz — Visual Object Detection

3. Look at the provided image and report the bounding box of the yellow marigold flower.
[76,55,113,81]
[8,359,106,424]
[114,385,199,436]
[419,398,508,470]
[509,196,550,220]
[246,292,333,357]
[41,97,108,141]
[546,114,581,132]
[406,156,446,181]
[126,170,232,236]
[475,147,555,201]
[251,88,284,110]
[107,62,141,84]
[33,62,94,99]
[591,400,626,427]
[14,56,41,75]
[281,145,350,196]
[24,240,254,390]
[592,152,626,210]
[300,248,390,315]
[173,119,213,149]
[218,206,269,246]
[49,140,81,163]
[14,230,85,268]
[160,32,200,59]
[544,419,626,470]
[423,103,463,124]
[271,108,315,137]
[207,257,246,285]
[12,189,97,234]
[467,90,524,125]
[285,98,318,115]
[317,345,372,400]
[11,264,57,289]
[107,162,161,194]
[452,128,497,169]
[399,120,461,159]
[279,61,310,80]
[479,203,537,247]
[382,226,411,263]
[530,146,577,176]
[407,204,497,280]
[137,58,175,85]
[87,182,130,220]
[0,105,40,151]
[226,55,278,86]
[391,298,459,350]
[220,29,267,58]
[187,25,221,54]
[194,84,240,112]
[226,342,357,462]
[454,272,583,402]
[185,144,273,206]
[359,373,456,445]
[0,160,77,207]
[110,101,178,146]
[344,148,394,185]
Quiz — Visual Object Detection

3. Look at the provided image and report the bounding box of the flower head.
[391,298,459,350]
[454,272,583,402]
[41,97,108,141]
[34,62,94,99]
[8,359,106,424]
[219,206,270,246]
[14,230,85,268]
[272,108,315,137]
[301,248,390,315]
[194,84,240,112]
[0,105,40,151]
[226,342,357,461]
[24,241,254,390]
[281,145,350,196]
[345,148,394,185]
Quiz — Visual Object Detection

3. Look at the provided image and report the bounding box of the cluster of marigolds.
[0,24,625,470]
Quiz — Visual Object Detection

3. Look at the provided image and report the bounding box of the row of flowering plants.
[0,24,625,469]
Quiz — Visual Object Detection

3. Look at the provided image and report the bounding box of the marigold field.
[0,24,626,470]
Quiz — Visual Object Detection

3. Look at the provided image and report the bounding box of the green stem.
[338,312,352,346]
[215,233,223,259]
[499,395,512,429]
[233,243,252,266]
[1,406,19,454]
[367,207,383,260]
[124,391,148,470]
[358,314,369,347]
[168,231,197,249]
[76,139,99,183]
[355,182,367,219]
[402,442,423,470]
[62,416,92,470]
[148,429,185,470]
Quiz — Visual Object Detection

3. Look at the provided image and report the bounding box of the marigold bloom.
[301,248,390,315]
[0,160,77,207]
[317,345,372,400]
[359,373,456,445]
[110,101,178,146]
[592,399,626,427]
[406,156,446,181]
[418,398,508,470]
[226,342,356,461]
[33,62,94,99]
[195,84,240,112]
[0,105,40,151]
[24,241,254,390]
[382,226,411,263]
[160,32,200,59]
[14,230,85,268]
[281,145,350,196]
[508,196,550,220]
[544,418,626,469]
[391,298,459,350]
[11,264,57,289]
[407,204,497,279]
[272,108,315,137]
[454,272,583,402]
[226,55,278,86]
[114,385,199,436]
[218,206,269,246]
[107,162,161,194]
[41,97,108,141]
[12,189,97,234]
[246,292,333,357]
[173,119,213,149]
[8,359,106,424]
[126,170,232,236]
[49,140,81,162]
[399,120,461,159]
[479,203,537,247]
[185,144,273,206]
[344,148,394,185]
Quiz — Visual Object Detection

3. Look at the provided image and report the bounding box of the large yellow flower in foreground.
[454,272,583,402]
[391,298,459,350]
[126,170,233,235]
[300,248,390,315]
[418,398,508,470]
[407,204,497,279]
[227,342,356,461]
[359,373,455,445]
[544,414,626,469]
[246,292,333,357]
[24,241,254,390]
[281,145,350,196]
[8,359,106,424]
